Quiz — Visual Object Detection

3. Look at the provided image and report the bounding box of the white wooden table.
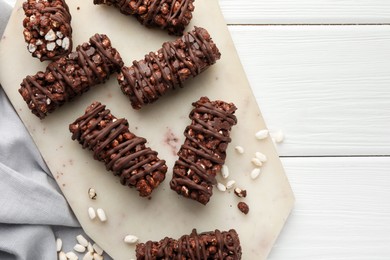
[4,0,390,259]
[219,1,390,259]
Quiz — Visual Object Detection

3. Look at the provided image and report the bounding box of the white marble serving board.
[0,0,294,259]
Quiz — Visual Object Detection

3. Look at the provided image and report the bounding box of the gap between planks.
[280,155,390,158]
[227,23,390,26]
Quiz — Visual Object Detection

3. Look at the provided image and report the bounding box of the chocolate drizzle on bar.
[136,229,242,260]
[19,34,124,119]
[93,0,195,35]
[118,27,221,110]
[69,102,167,197]
[23,0,73,61]
[170,97,237,205]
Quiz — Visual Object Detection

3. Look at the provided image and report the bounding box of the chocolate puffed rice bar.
[69,102,167,197]
[22,0,73,61]
[136,229,242,260]
[118,27,221,110]
[19,34,124,119]
[170,97,237,205]
[93,0,195,36]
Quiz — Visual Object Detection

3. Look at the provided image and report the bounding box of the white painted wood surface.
[271,157,390,260]
[2,0,390,259]
[219,0,390,24]
[229,25,390,156]
[5,0,390,24]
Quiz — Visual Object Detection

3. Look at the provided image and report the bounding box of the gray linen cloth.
[0,1,111,259]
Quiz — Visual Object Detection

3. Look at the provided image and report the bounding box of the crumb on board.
[234,188,247,198]
[238,202,249,214]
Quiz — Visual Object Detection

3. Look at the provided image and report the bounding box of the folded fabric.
[0,0,11,38]
[0,85,83,259]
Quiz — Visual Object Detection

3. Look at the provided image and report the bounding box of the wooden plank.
[219,0,390,24]
[228,25,390,156]
[270,157,390,259]
[3,0,390,24]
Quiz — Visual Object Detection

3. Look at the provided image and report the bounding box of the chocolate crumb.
[234,188,247,198]
[88,188,97,200]
[238,202,249,215]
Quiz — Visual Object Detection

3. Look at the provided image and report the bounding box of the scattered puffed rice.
[271,130,284,143]
[87,242,94,253]
[226,180,236,189]
[93,253,104,260]
[234,146,244,154]
[65,251,78,260]
[96,208,107,222]
[88,207,96,220]
[88,188,97,200]
[56,238,62,252]
[221,165,229,179]
[217,182,226,192]
[76,234,89,247]
[250,168,261,180]
[124,234,139,244]
[74,243,86,253]
[251,158,263,167]
[58,251,67,260]
[255,129,269,140]
[82,252,94,260]
[93,243,103,255]
[255,152,267,162]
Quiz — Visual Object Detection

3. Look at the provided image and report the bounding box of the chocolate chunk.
[22,0,73,61]
[93,0,195,36]
[234,188,247,198]
[69,102,167,197]
[237,202,249,215]
[19,34,124,119]
[170,97,237,205]
[136,229,242,259]
[118,27,221,110]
